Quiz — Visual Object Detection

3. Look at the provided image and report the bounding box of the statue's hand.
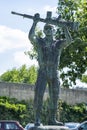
[33,13,40,23]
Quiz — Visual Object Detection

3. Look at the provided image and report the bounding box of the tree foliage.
[0,65,37,84]
[82,74,87,83]
[56,0,87,87]
[0,96,87,126]
[58,100,87,123]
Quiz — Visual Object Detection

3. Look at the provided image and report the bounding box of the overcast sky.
[0,0,58,75]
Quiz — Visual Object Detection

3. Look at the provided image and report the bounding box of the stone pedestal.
[29,125,69,130]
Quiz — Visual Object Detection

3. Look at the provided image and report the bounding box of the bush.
[0,96,86,126]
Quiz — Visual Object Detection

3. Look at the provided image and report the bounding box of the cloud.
[43,5,57,18]
[27,5,57,17]
[0,25,37,74]
[14,51,38,67]
[0,25,32,53]
[43,5,57,13]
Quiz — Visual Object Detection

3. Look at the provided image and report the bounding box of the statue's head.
[44,24,53,30]
[43,24,54,36]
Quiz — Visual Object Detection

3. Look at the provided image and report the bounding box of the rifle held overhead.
[11,11,79,31]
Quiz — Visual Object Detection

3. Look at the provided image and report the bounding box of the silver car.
[66,121,87,130]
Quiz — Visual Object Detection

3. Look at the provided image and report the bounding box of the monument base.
[29,125,69,130]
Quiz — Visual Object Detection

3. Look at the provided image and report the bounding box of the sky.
[0,0,58,75]
[0,1,87,88]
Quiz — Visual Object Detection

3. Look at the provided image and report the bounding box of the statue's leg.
[34,69,47,126]
[48,75,63,125]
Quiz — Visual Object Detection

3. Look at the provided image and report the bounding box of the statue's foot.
[34,118,41,126]
[48,120,63,126]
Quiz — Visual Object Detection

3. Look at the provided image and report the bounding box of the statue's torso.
[36,38,63,71]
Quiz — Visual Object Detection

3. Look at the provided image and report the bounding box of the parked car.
[65,122,80,129]
[65,121,87,130]
[0,120,24,130]
[71,121,87,130]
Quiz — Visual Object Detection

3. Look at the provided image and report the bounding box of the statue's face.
[44,24,53,36]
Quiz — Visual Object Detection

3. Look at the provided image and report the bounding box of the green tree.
[23,65,37,84]
[0,65,37,84]
[56,0,87,87]
[0,68,19,82]
[82,74,87,83]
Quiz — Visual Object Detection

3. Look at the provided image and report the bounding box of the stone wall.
[59,88,87,105]
[0,82,87,105]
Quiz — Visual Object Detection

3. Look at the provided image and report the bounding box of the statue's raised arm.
[28,13,40,46]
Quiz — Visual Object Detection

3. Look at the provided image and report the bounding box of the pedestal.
[29,125,69,130]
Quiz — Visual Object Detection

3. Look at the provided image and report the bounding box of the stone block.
[29,125,69,130]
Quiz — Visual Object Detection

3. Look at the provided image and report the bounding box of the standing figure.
[28,13,72,126]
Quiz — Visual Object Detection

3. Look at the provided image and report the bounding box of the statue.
[28,13,72,126]
[11,11,78,126]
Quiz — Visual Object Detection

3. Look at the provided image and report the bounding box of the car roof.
[80,121,87,124]
[76,120,87,128]
[65,122,80,124]
[0,120,19,123]
[65,122,80,129]
[65,122,80,125]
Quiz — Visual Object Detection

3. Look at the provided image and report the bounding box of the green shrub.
[0,96,87,126]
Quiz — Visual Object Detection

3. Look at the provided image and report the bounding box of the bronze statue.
[11,11,78,126]
[28,13,73,126]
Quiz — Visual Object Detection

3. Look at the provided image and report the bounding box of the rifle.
[11,11,79,31]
